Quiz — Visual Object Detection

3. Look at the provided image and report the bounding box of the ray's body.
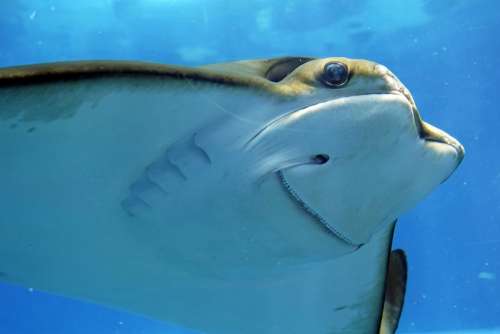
[0,57,463,333]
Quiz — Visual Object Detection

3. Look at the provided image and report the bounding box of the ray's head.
[257,57,464,243]
[289,57,465,166]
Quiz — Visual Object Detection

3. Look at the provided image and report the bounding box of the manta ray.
[0,56,463,334]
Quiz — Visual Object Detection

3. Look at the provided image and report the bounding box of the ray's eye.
[321,62,349,87]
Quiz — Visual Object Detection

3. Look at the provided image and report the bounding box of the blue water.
[0,0,498,333]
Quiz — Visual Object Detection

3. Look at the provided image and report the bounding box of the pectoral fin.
[379,249,408,334]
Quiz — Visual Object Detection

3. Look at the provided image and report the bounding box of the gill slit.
[277,171,362,248]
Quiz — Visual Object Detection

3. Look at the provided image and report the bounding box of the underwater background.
[0,0,498,333]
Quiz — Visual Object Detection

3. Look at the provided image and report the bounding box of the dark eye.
[321,62,349,87]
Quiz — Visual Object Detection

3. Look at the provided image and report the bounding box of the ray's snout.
[375,63,465,166]
[415,112,465,165]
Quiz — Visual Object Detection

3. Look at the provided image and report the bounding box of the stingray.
[0,56,464,333]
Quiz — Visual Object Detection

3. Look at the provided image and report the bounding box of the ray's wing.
[0,58,396,334]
